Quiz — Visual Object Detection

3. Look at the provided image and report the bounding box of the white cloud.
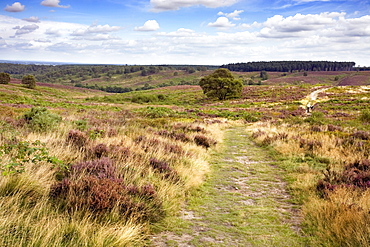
[45,28,62,37]
[40,0,70,8]
[258,12,346,38]
[1,12,370,66]
[218,10,244,20]
[13,24,39,36]
[150,0,240,12]
[157,28,197,37]
[134,20,160,31]
[208,17,235,28]
[4,2,25,12]
[22,16,40,23]
[72,24,121,36]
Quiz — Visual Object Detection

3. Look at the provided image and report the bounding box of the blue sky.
[1,0,370,65]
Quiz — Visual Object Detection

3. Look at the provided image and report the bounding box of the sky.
[0,0,370,65]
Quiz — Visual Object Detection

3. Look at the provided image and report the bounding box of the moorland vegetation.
[0,62,369,246]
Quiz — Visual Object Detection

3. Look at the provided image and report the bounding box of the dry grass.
[0,106,223,246]
[248,119,370,246]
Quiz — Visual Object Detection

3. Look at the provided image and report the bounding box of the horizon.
[1,0,370,66]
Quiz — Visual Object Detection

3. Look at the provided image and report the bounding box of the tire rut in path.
[150,126,305,246]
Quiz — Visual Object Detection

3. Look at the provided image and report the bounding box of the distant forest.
[221,61,357,72]
[0,63,217,82]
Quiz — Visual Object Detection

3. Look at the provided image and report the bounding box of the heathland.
[0,64,369,246]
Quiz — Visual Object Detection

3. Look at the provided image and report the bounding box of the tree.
[260,71,268,80]
[199,68,243,100]
[0,72,11,84]
[22,75,36,89]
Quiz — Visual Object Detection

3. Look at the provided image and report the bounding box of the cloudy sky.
[1,0,370,65]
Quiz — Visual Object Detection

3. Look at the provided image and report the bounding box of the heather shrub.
[50,158,165,222]
[22,107,61,132]
[194,134,217,149]
[327,124,342,132]
[149,158,180,182]
[351,130,370,140]
[92,143,109,158]
[317,159,370,197]
[66,129,88,148]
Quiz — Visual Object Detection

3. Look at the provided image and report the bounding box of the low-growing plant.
[304,112,326,125]
[50,157,165,222]
[194,134,217,149]
[0,140,64,175]
[66,129,89,148]
[92,143,109,158]
[359,110,370,123]
[22,107,61,132]
[136,106,177,118]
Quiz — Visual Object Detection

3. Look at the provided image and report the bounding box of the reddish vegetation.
[338,75,370,86]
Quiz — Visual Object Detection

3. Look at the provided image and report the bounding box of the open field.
[0,68,369,246]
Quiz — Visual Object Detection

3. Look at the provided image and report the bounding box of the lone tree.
[199,68,243,100]
[0,72,11,84]
[22,75,36,89]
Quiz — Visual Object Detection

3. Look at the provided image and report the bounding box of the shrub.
[327,124,342,132]
[0,72,11,84]
[0,140,64,175]
[92,143,109,158]
[304,112,326,125]
[351,131,370,140]
[50,158,165,222]
[149,158,180,182]
[66,129,88,148]
[22,107,61,132]
[137,107,177,118]
[359,110,370,123]
[21,75,36,89]
[317,159,370,196]
[194,135,217,149]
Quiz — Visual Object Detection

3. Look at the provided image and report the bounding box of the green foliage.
[22,107,62,132]
[304,112,326,125]
[199,68,243,100]
[0,140,64,175]
[260,71,269,80]
[131,94,167,104]
[360,110,370,123]
[0,72,11,84]
[136,106,177,118]
[22,75,36,89]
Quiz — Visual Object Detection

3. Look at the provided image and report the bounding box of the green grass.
[151,126,307,246]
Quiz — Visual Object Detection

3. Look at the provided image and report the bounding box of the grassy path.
[150,126,307,246]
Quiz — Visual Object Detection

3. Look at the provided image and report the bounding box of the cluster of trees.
[221,61,356,72]
[0,72,36,88]
[0,63,213,84]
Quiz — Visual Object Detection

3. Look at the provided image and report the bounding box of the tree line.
[0,63,214,84]
[221,61,356,72]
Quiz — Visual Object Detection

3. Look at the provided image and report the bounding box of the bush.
[50,158,165,222]
[360,110,370,123]
[66,129,88,148]
[194,135,217,149]
[304,112,326,125]
[0,72,11,84]
[22,107,61,132]
[92,143,109,158]
[22,75,36,89]
[137,107,177,118]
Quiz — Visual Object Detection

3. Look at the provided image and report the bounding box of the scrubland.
[0,70,369,246]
